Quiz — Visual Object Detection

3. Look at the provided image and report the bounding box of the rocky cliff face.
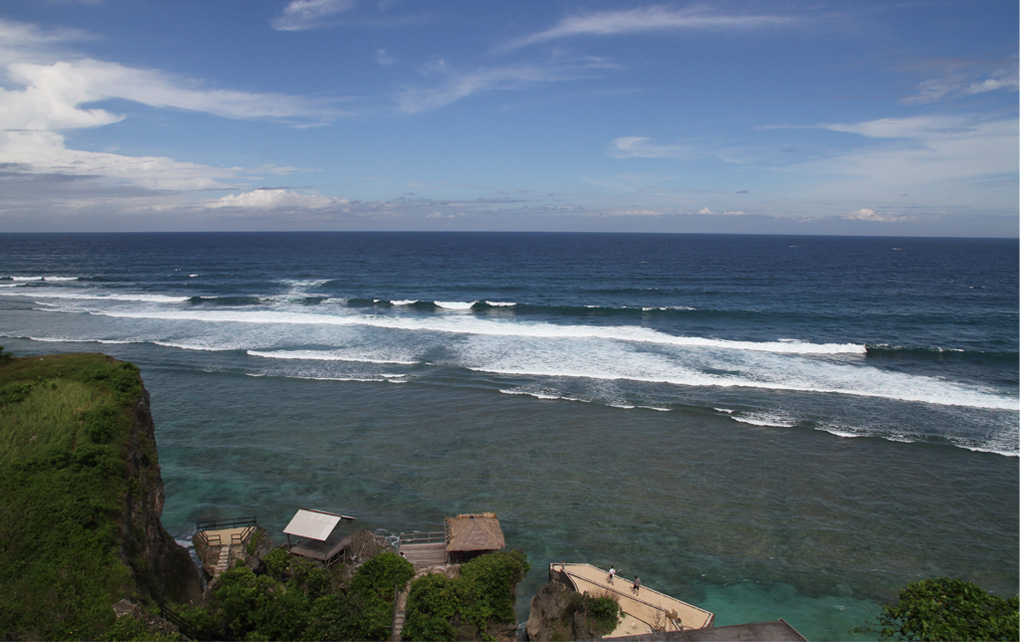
[120,387,202,605]
[526,580,603,641]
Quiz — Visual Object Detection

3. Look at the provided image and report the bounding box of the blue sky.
[0,0,1016,235]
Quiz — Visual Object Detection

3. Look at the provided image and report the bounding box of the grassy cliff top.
[0,349,147,640]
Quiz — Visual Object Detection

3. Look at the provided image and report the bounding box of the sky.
[0,0,1017,236]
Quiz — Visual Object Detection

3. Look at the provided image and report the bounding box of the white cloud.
[698,207,713,215]
[607,136,696,159]
[271,0,358,31]
[901,63,1018,105]
[0,19,88,67]
[375,48,395,66]
[396,63,575,113]
[0,19,343,199]
[507,5,796,50]
[5,59,339,126]
[206,189,349,210]
[844,208,911,223]
[805,115,1018,186]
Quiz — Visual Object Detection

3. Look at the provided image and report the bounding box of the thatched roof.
[445,513,505,552]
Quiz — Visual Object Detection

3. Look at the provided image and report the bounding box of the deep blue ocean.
[1,232,1016,640]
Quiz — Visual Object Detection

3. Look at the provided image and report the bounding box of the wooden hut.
[444,512,505,563]
[283,508,356,566]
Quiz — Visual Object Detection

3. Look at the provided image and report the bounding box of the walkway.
[399,542,447,569]
[202,526,252,577]
[554,563,714,638]
[391,586,409,642]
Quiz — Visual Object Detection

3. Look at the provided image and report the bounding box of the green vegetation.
[403,549,531,641]
[0,350,150,640]
[186,548,414,641]
[569,591,621,636]
[855,577,1019,641]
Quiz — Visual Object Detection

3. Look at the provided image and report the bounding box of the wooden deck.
[399,542,448,569]
[202,526,251,547]
[554,563,714,638]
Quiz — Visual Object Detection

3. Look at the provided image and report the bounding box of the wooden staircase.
[390,587,409,642]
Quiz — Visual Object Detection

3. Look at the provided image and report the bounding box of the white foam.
[391,299,419,306]
[68,306,1016,412]
[247,349,416,366]
[0,290,190,304]
[485,301,516,307]
[246,372,407,383]
[462,353,1017,411]
[731,412,798,428]
[20,336,135,345]
[153,340,235,352]
[435,300,476,310]
[87,307,865,354]
[961,444,1018,458]
[498,388,588,403]
[279,278,328,289]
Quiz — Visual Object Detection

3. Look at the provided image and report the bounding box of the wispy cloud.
[0,18,345,203]
[783,113,1015,196]
[607,136,698,159]
[505,5,797,50]
[900,58,1019,105]
[396,61,592,113]
[4,59,342,130]
[271,0,358,32]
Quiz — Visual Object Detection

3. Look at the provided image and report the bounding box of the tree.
[858,577,1019,641]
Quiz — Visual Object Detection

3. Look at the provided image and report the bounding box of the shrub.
[213,565,309,641]
[855,577,1019,641]
[305,591,392,641]
[350,551,415,601]
[569,591,620,635]
[403,573,458,642]
[403,550,530,641]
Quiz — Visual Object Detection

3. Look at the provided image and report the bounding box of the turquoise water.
[1,232,1016,641]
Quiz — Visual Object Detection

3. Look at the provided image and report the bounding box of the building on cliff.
[283,507,357,566]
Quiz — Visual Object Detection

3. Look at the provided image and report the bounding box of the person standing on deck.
[632,576,641,594]
[608,566,616,584]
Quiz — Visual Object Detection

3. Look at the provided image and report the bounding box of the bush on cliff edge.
[0,352,146,640]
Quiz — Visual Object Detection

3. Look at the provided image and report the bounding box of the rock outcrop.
[120,386,204,605]
[526,580,606,641]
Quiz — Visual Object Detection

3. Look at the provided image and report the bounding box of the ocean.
[0,232,1016,640]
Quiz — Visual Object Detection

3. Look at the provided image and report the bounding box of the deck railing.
[195,516,258,547]
[397,530,445,545]
[553,562,714,631]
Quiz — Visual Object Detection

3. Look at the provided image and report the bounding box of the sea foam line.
[89,308,866,355]
[247,349,417,366]
[0,290,190,303]
[471,364,1018,411]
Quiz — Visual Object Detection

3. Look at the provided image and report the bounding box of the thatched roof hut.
[444,513,505,563]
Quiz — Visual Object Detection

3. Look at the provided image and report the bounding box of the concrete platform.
[554,563,714,638]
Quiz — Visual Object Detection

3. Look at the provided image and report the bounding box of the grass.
[0,350,146,640]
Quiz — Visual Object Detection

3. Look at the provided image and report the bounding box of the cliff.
[0,350,202,640]
[121,384,203,606]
